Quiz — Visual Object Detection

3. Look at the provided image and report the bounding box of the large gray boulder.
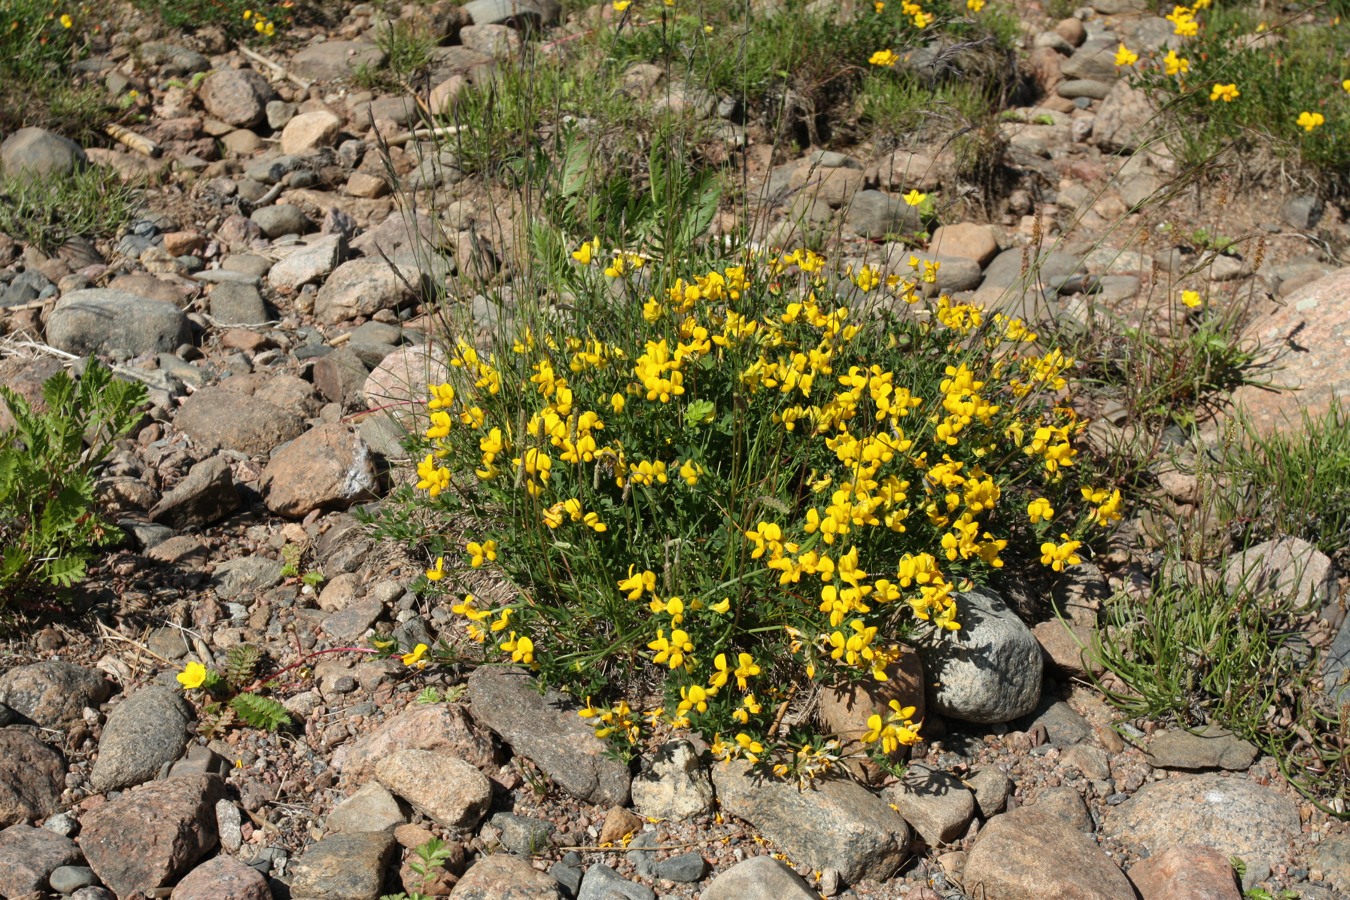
[916,588,1042,724]
[0,127,87,180]
[46,290,192,357]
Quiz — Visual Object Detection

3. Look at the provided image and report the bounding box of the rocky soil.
[2,0,1350,898]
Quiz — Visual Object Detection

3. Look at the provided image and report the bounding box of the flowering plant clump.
[1115,3,1350,187]
[406,245,1117,778]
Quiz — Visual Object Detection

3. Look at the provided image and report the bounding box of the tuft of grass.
[355,19,439,91]
[1214,408,1350,563]
[0,165,141,254]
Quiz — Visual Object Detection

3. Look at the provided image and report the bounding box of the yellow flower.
[426,556,445,581]
[573,237,600,264]
[902,188,926,207]
[612,0,631,9]
[467,539,498,568]
[874,1,884,10]
[679,459,704,486]
[1180,289,1202,308]
[1209,82,1239,103]
[264,21,275,36]
[243,8,252,17]
[967,0,984,10]
[611,392,626,413]
[1026,497,1054,524]
[401,643,429,668]
[1039,534,1083,572]
[1297,111,1325,132]
[1343,79,1350,94]
[1163,49,1189,77]
[710,597,731,614]
[177,661,208,690]
[869,49,900,67]
[501,632,535,666]
[59,13,72,27]
[1113,43,1137,67]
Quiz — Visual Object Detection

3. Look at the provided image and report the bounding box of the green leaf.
[228,693,291,731]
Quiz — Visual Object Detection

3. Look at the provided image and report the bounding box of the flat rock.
[361,343,450,431]
[149,455,240,529]
[467,667,631,807]
[47,289,192,357]
[1093,80,1153,154]
[964,807,1135,899]
[449,853,565,899]
[916,588,1042,724]
[1307,833,1350,894]
[209,282,269,324]
[0,823,82,898]
[0,730,65,827]
[281,110,342,155]
[80,773,226,898]
[712,759,909,883]
[577,863,655,900]
[326,781,408,834]
[175,385,306,456]
[290,41,387,82]
[312,347,370,412]
[336,702,500,785]
[630,739,714,821]
[463,0,553,26]
[844,190,921,239]
[288,830,396,900]
[882,763,976,846]
[199,68,274,128]
[374,750,492,832]
[251,204,312,239]
[700,856,818,900]
[1127,844,1241,900]
[315,254,446,324]
[212,555,285,599]
[928,222,999,267]
[1,127,87,180]
[1223,535,1335,613]
[90,684,193,792]
[1145,726,1259,771]
[268,234,345,291]
[816,651,924,780]
[1101,772,1300,874]
[0,660,112,729]
[488,811,555,855]
[262,423,379,517]
[171,854,273,900]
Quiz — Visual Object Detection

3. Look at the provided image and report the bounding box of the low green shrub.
[0,359,146,600]
[386,241,1122,777]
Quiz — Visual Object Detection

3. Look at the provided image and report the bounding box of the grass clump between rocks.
[388,228,1129,775]
[0,164,141,254]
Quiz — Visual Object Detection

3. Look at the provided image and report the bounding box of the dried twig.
[237,44,313,92]
[386,125,464,147]
[105,123,160,158]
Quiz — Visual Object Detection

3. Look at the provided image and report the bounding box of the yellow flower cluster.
[414,243,1108,774]
[242,8,276,36]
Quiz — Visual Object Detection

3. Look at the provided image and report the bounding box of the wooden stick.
[237,44,313,92]
[105,123,159,157]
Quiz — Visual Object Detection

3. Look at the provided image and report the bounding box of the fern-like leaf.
[229,693,291,731]
[223,644,262,689]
